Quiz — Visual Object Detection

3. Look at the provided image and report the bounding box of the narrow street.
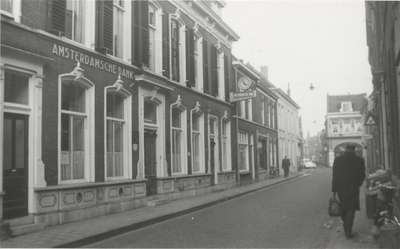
[87,168,335,248]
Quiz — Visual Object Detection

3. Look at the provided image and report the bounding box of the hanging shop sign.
[230,76,257,102]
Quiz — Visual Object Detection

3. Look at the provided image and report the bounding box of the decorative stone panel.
[63,193,75,205]
[84,191,94,202]
[59,188,97,210]
[163,182,172,190]
[134,185,145,194]
[39,194,57,208]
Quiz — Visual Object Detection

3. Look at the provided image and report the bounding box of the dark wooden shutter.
[47,0,66,36]
[132,0,141,65]
[171,19,180,82]
[224,54,229,101]
[203,40,209,94]
[132,1,149,67]
[140,1,150,67]
[162,11,170,78]
[211,45,219,97]
[95,0,113,54]
[186,28,195,88]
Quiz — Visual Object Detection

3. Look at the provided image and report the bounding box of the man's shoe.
[345,231,354,239]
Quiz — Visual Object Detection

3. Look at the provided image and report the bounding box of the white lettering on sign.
[52,44,136,80]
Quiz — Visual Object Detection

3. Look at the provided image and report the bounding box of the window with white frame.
[221,118,231,171]
[113,0,124,58]
[1,0,21,22]
[271,103,275,129]
[217,53,225,100]
[149,5,156,71]
[341,101,353,112]
[191,106,204,173]
[47,0,85,44]
[261,97,265,126]
[171,107,187,174]
[238,131,249,171]
[266,100,270,127]
[66,0,85,43]
[105,90,131,179]
[170,17,185,83]
[147,3,162,73]
[194,35,203,91]
[60,79,93,182]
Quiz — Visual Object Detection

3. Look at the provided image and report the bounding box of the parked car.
[301,159,317,169]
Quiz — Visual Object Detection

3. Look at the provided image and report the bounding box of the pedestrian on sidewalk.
[331,143,366,239]
[282,156,291,177]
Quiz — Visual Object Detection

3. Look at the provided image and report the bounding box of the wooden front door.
[144,129,157,195]
[3,113,29,219]
[210,138,216,185]
[259,140,267,170]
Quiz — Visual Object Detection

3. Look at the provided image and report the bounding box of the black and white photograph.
[0,0,399,248]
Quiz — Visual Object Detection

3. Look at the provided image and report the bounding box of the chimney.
[260,66,268,80]
[287,82,291,97]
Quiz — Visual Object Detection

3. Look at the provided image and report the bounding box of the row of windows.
[277,104,298,134]
[1,1,229,98]
[16,0,226,99]
[329,118,363,134]
[3,69,232,183]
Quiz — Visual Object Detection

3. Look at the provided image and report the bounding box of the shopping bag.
[329,194,342,217]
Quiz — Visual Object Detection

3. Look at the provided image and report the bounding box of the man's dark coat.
[331,151,366,210]
[282,159,290,169]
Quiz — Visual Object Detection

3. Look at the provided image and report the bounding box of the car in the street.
[301,159,317,169]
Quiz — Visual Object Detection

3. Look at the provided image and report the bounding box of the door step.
[6,215,44,238]
[147,198,170,207]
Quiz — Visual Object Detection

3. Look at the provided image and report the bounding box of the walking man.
[281,156,291,177]
[331,143,366,239]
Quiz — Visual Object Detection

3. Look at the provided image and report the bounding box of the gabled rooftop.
[327,93,366,113]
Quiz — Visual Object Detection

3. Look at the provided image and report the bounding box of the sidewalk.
[326,184,380,249]
[1,171,379,248]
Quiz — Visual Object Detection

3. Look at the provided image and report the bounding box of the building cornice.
[232,60,261,80]
[170,0,239,49]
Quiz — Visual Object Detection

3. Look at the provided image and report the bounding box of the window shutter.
[186,28,195,88]
[95,0,113,54]
[162,11,170,78]
[47,0,66,36]
[171,19,180,82]
[224,54,229,101]
[132,0,141,65]
[211,45,218,97]
[203,40,209,94]
[141,1,150,68]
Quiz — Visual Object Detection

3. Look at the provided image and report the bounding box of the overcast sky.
[222,0,373,137]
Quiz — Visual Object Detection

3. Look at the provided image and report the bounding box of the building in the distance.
[324,93,366,166]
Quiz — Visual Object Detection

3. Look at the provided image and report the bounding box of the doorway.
[3,113,29,219]
[210,138,216,185]
[144,129,157,195]
[258,139,267,171]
